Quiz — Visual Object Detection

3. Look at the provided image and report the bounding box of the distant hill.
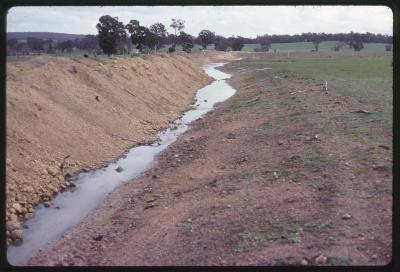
[7,32,86,42]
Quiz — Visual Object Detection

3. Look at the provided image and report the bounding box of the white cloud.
[6,5,393,37]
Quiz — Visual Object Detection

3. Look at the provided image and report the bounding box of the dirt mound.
[194,50,243,63]
[6,53,212,244]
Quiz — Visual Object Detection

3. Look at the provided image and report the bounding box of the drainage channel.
[7,62,237,266]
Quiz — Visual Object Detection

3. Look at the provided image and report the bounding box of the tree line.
[6,15,393,56]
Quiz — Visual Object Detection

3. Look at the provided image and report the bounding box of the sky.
[6,6,393,38]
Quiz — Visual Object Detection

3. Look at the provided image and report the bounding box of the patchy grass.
[304,149,341,173]
[237,229,268,252]
[266,56,392,105]
[6,55,32,62]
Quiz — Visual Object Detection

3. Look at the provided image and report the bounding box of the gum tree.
[96,15,126,56]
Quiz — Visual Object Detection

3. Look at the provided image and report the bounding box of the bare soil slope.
[6,53,212,244]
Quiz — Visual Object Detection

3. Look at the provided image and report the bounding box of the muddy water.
[7,63,236,266]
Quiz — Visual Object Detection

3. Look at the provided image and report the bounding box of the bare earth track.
[28,54,392,266]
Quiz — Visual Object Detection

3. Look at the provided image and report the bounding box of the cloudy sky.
[7,6,393,37]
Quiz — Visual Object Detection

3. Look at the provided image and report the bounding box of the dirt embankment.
[6,53,215,244]
[29,56,391,266]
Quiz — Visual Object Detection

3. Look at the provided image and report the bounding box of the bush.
[168,46,176,53]
[332,41,345,51]
[182,42,193,53]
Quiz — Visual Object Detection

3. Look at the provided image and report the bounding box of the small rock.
[144,203,156,209]
[6,221,20,231]
[315,254,327,264]
[152,175,159,179]
[301,259,308,265]
[8,214,18,222]
[352,109,371,114]
[378,145,390,150]
[342,213,352,220]
[24,213,34,219]
[226,133,236,139]
[12,203,23,214]
[43,201,51,208]
[372,254,378,260]
[204,99,208,102]
[209,178,218,187]
[10,229,23,241]
[46,167,58,177]
[115,166,124,172]
[278,140,284,145]
[146,198,156,203]
[94,235,103,241]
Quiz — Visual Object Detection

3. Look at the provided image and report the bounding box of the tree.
[179,31,194,53]
[43,38,55,53]
[126,20,151,52]
[57,40,74,52]
[257,34,271,51]
[145,31,159,52]
[7,39,18,55]
[198,30,215,49]
[348,32,364,51]
[96,15,127,56]
[149,22,167,50]
[77,34,100,53]
[229,36,244,51]
[332,41,345,51]
[27,37,45,52]
[170,18,185,47]
[310,33,323,51]
[7,39,18,49]
[214,35,229,51]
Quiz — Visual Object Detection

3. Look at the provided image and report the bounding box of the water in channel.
[7,62,236,265]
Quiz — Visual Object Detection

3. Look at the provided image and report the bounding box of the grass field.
[241,54,392,127]
[231,52,392,157]
[241,41,390,52]
[266,55,392,103]
[7,41,390,62]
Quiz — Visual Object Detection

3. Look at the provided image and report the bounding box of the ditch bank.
[6,53,221,245]
[8,62,237,265]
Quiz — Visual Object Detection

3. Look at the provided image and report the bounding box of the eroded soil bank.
[6,52,238,244]
[28,53,391,266]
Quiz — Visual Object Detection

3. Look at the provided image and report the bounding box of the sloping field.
[5,53,212,244]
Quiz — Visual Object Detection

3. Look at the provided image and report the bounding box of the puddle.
[7,63,236,266]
